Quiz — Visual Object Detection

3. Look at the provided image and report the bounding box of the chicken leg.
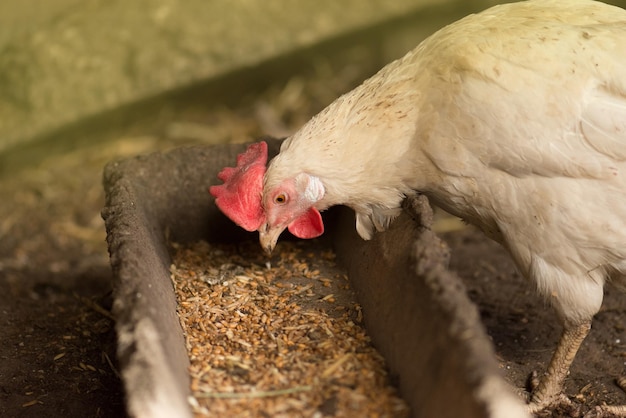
[528,321,591,413]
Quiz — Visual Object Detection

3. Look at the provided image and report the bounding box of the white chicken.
[210,0,626,413]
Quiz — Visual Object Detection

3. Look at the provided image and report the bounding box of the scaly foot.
[525,322,591,414]
[526,370,572,414]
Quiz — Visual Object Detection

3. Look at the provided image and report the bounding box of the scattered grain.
[22,400,40,408]
[170,240,409,417]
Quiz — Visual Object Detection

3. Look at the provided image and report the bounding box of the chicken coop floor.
[2,62,625,416]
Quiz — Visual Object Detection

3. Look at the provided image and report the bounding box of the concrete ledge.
[102,142,528,417]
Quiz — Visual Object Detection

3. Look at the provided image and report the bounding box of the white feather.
[265,0,626,326]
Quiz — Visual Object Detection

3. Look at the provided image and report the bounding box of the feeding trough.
[102,139,528,418]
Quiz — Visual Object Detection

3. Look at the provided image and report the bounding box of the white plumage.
[214,0,626,412]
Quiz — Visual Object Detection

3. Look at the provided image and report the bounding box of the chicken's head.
[260,172,325,254]
[209,141,325,255]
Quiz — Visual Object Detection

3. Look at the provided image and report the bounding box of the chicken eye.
[274,193,287,204]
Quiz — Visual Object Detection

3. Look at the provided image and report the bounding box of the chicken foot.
[528,321,591,413]
[595,376,626,416]
[599,404,626,416]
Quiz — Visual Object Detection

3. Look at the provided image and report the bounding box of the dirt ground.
[0,141,127,418]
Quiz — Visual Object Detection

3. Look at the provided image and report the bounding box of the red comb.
[209,141,268,231]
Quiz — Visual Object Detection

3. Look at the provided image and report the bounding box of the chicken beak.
[258,224,285,255]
